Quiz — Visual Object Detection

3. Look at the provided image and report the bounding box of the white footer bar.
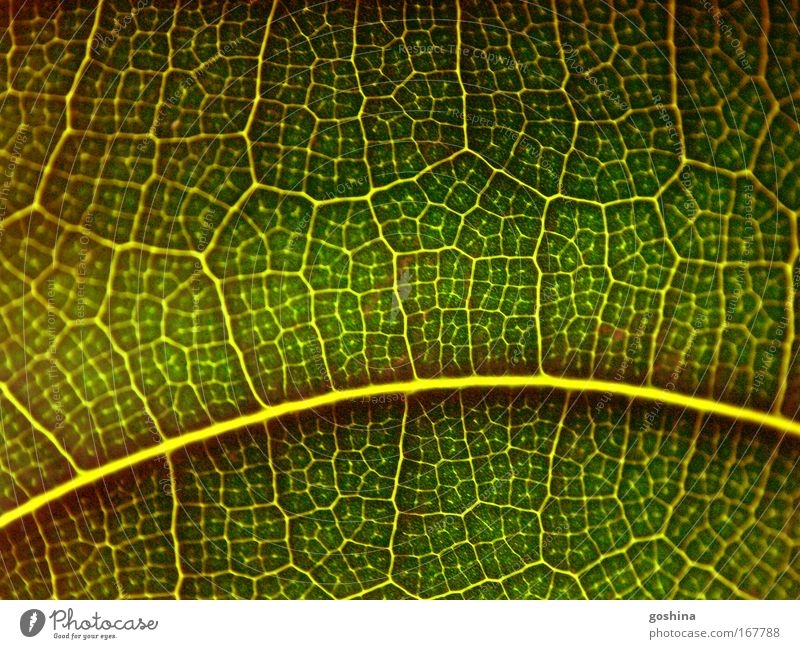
[1,600,798,648]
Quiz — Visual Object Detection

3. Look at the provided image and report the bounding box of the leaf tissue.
[0,0,798,599]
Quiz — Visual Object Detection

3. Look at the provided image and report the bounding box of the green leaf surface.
[0,0,798,599]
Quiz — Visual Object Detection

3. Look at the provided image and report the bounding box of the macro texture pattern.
[0,0,798,599]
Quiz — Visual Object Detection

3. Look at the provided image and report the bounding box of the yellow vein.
[2,373,800,530]
[0,382,81,474]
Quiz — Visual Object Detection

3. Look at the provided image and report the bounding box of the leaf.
[0,0,798,599]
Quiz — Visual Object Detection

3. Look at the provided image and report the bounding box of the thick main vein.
[2,372,799,530]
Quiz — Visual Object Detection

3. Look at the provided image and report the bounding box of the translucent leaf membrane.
[0,0,798,599]
[2,391,797,599]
